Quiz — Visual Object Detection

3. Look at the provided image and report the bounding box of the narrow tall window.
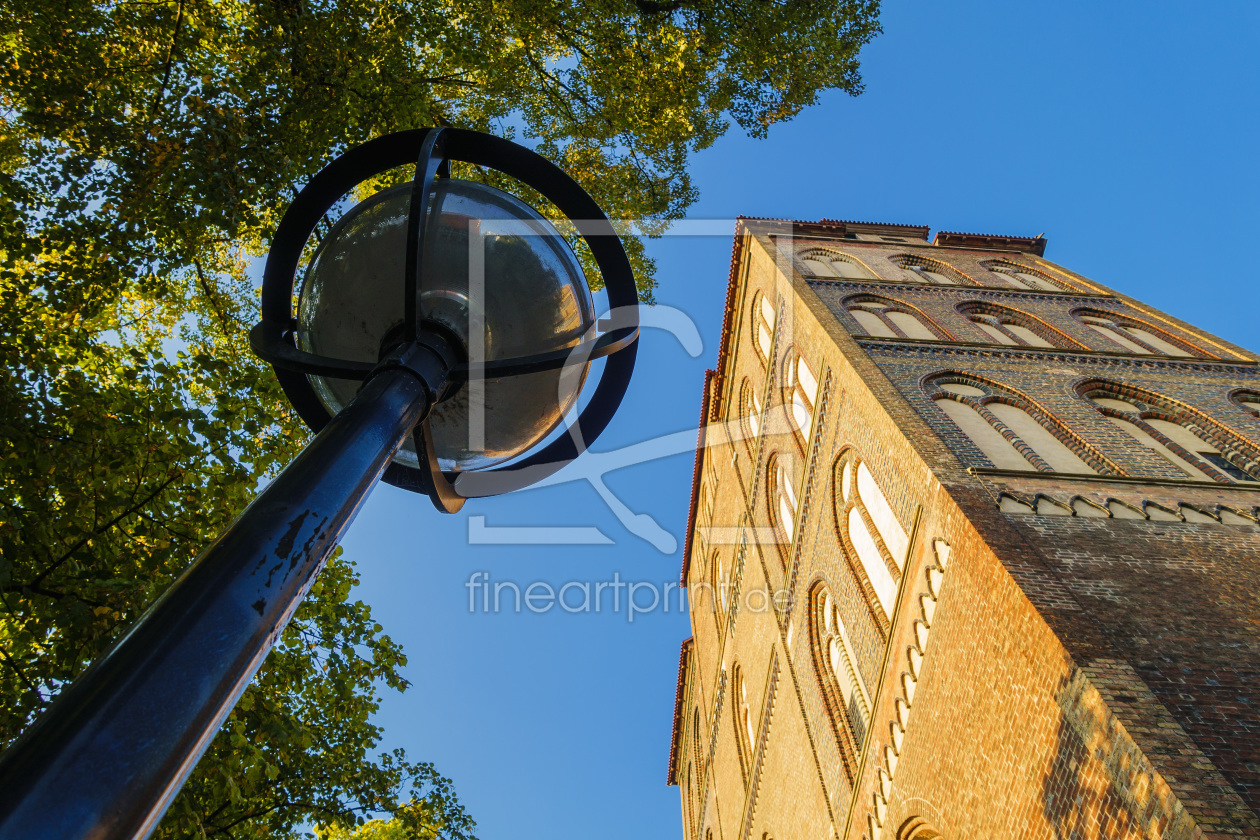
[812,584,869,777]
[741,379,762,441]
[709,548,727,627]
[848,506,897,614]
[692,708,705,783]
[903,264,958,285]
[846,299,942,341]
[684,762,697,840]
[988,263,1062,291]
[857,463,909,565]
[802,256,834,276]
[770,455,799,547]
[1074,310,1201,357]
[786,352,819,443]
[849,303,896,338]
[1091,395,1259,482]
[1081,315,1151,353]
[935,396,1032,471]
[801,251,870,279]
[752,293,775,363]
[959,303,1060,348]
[931,379,1098,474]
[986,403,1096,473]
[834,453,909,622]
[828,255,871,279]
[734,666,754,778]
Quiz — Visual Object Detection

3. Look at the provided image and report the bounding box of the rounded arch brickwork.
[981,258,1077,292]
[739,376,763,454]
[1078,379,1260,482]
[749,289,776,365]
[797,247,877,279]
[955,300,1089,350]
[780,345,820,452]
[765,451,799,563]
[1230,388,1260,419]
[807,577,865,782]
[1070,306,1213,358]
[897,817,944,840]
[829,447,909,635]
[731,660,754,779]
[925,371,1122,475]
[842,292,955,341]
[889,253,978,286]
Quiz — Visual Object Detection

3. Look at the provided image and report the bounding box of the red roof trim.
[815,219,932,237]
[710,219,748,427]
[680,370,715,587]
[932,230,1048,256]
[666,637,694,786]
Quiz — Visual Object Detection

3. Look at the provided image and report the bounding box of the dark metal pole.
[0,361,436,840]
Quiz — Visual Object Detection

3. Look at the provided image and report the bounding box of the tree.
[0,0,880,836]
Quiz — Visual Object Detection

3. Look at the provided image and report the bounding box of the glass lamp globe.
[296,179,596,472]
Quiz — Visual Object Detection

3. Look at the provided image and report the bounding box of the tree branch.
[29,473,180,588]
[145,0,187,137]
[0,645,41,703]
[193,259,236,336]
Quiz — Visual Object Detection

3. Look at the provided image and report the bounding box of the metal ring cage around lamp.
[250,128,640,512]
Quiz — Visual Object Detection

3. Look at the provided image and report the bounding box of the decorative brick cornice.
[855,338,1260,374]
[740,653,781,840]
[784,372,836,620]
[807,278,1114,301]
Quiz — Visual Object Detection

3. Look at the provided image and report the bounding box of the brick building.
[666,218,1260,839]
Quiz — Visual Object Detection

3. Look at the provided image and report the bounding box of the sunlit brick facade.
[667,218,1260,839]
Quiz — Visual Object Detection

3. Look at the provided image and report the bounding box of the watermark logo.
[464,571,791,622]
[459,219,807,552]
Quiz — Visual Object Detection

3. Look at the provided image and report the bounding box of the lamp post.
[0,128,639,840]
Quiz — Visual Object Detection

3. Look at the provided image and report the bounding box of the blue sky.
[340,3,1260,838]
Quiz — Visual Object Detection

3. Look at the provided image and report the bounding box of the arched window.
[984,261,1065,291]
[692,707,705,784]
[811,582,870,778]
[956,301,1078,349]
[709,548,727,628]
[1072,308,1203,357]
[740,378,763,447]
[801,250,872,279]
[899,820,944,840]
[733,664,754,777]
[1233,390,1260,418]
[929,377,1101,474]
[684,761,697,839]
[845,296,947,341]
[904,264,956,285]
[892,255,969,286]
[751,292,775,364]
[784,350,819,444]
[833,451,909,623]
[1084,386,1260,483]
[768,454,799,552]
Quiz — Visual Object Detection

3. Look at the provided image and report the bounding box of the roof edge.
[680,370,715,587]
[666,638,695,786]
[932,230,1048,256]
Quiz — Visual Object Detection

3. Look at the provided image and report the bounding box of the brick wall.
[669,219,1260,840]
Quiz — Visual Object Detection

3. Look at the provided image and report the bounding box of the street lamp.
[0,128,639,840]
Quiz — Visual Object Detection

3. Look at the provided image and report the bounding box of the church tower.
[667,218,1260,839]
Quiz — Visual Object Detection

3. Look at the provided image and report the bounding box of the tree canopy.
[0,0,880,836]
